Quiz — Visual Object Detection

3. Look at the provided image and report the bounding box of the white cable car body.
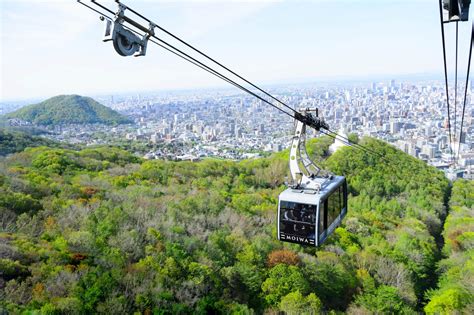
[277,109,348,246]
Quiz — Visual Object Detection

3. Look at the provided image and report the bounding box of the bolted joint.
[295,111,328,131]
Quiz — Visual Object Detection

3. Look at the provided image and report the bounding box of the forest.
[0,137,472,314]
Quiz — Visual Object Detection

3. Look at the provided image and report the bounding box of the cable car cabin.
[278,176,347,247]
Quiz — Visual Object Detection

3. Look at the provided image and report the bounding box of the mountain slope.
[4,95,131,125]
[0,138,454,314]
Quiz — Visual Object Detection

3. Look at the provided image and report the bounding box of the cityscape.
[2,78,473,180]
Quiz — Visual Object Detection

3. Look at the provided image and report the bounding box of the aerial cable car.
[278,109,347,246]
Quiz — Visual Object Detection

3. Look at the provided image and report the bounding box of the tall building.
[422,144,437,159]
[235,127,242,139]
[390,121,402,134]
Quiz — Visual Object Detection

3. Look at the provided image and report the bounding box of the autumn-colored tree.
[267,249,300,268]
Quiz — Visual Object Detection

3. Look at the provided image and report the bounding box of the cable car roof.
[279,175,346,204]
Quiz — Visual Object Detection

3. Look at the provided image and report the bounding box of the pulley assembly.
[102,2,154,57]
[442,0,471,22]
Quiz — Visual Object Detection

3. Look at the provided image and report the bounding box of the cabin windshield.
[279,201,316,245]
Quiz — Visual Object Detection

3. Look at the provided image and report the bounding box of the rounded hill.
[5,95,131,125]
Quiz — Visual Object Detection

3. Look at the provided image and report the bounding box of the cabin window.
[280,201,316,241]
[327,186,342,226]
[319,185,346,236]
[319,200,326,237]
[343,180,348,210]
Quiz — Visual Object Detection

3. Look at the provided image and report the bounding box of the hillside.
[4,95,131,125]
[0,138,463,314]
[0,129,77,156]
[425,179,474,313]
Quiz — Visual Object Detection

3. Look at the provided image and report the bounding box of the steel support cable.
[79,1,297,120]
[147,30,384,160]
[147,37,297,119]
[147,38,297,120]
[457,20,474,163]
[454,21,459,154]
[319,130,402,178]
[320,130,373,155]
[77,0,106,17]
[321,128,377,156]
[88,0,385,155]
[79,0,389,161]
[97,0,400,158]
[438,0,455,162]
[82,0,386,160]
[323,128,384,158]
[105,0,300,118]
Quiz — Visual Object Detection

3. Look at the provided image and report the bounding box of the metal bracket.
[288,108,331,191]
[135,22,156,57]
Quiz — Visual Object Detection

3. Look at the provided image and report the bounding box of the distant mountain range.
[4,95,131,125]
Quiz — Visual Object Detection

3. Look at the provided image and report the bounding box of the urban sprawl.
[4,80,473,180]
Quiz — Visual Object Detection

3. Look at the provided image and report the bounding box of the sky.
[0,0,472,102]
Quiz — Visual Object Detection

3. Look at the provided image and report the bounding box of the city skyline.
[3,78,472,179]
[1,0,473,102]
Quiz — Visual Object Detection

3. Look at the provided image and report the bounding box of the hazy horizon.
[0,71,451,104]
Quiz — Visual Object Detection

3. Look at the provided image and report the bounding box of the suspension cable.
[79,0,393,161]
[454,21,459,164]
[86,1,302,119]
[144,32,380,158]
[94,12,297,123]
[457,21,474,163]
[438,0,455,163]
[109,0,301,118]
[324,128,384,158]
[146,32,381,159]
[320,130,379,157]
[319,130,403,177]
[77,0,106,16]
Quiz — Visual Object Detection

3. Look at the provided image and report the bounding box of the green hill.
[4,95,131,125]
[1,138,468,314]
